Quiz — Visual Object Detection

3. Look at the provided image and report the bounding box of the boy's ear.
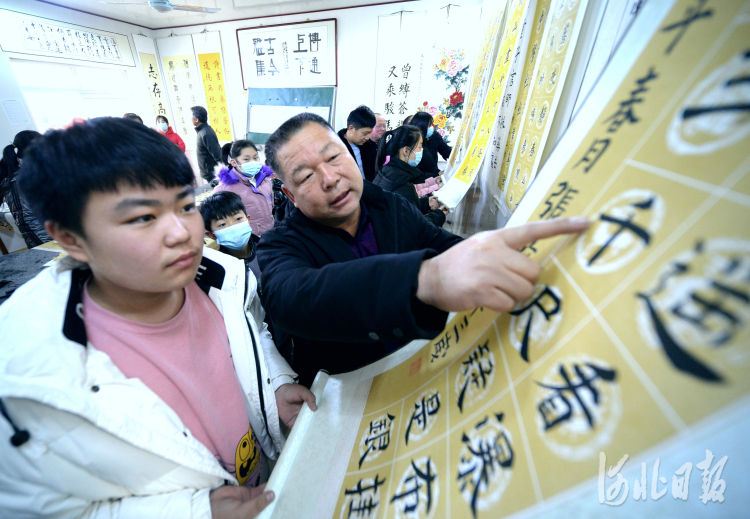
[45,221,90,263]
[281,185,296,206]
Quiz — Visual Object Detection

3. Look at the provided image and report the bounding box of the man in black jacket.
[258,113,589,386]
[191,105,222,184]
[337,105,378,182]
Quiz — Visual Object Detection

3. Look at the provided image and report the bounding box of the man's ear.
[45,221,90,263]
[281,185,296,207]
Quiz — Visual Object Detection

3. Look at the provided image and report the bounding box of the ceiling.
[40,0,415,30]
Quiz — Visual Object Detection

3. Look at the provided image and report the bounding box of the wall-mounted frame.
[237,18,337,89]
[0,8,134,67]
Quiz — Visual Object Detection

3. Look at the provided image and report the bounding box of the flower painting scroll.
[419,48,470,145]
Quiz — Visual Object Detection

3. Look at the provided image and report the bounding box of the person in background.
[369,113,387,144]
[258,112,589,386]
[337,105,378,182]
[409,111,452,179]
[0,130,51,248]
[201,190,261,282]
[191,105,222,185]
[221,141,233,167]
[155,114,186,152]
[373,125,448,227]
[122,112,143,124]
[0,117,316,518]
[214,139,275,238]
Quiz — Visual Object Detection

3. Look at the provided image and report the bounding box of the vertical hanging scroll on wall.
[236,19,337,88]
[193,31,232,142]
[133,34,169,123]
[157,35,206,147]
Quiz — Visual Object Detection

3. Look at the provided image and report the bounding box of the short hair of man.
[409,111,434,139]
[123,113,143,124]
[346,105,376,130]
[156,114,169,125]
[229,139,258,159]
[18,117,195,238]
[376,124,422,169]
[265,112,332,181]
[191,106,208,124]
[199,190,246,232]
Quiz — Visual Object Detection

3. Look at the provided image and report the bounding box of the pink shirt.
[82,280,263,486]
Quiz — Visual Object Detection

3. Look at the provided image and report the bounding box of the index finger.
[501,217,590,250]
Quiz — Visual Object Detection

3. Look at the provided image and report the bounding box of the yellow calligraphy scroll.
[198,52,232,142]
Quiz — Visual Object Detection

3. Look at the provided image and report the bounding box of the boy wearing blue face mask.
[201,190,262,281]
[214,139,275,237]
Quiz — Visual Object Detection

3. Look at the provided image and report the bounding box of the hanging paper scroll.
[0,9,134,66]
[138,52,168,119]
[197,52,231,141]
[257,1,750,517]
[237,19,337,89]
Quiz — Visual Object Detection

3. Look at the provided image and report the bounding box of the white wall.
[152,1,461,136]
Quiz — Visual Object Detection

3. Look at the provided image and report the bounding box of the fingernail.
[266,491,275,502]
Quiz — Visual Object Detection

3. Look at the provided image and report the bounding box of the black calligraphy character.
[588,196,655,267]
[539,181,579,220]
[267,58,280,76]
[294,33,307,53]
[405,392,441,445]
[682,50,750,120]
[255,60,265,76]
[147,64,157,79]
[509,286,561,362]
[344,475,386,519]
[390,459,437,514]
[402,63,411,79]
[359,414,395,468]
[384,102,394,115]
[264,37,275,55]
[604,67,658,133]
[385,83,396,97]
[398,101,408,115]
[660,0,713,55]
[252,37,264,56]
[573,138,610,173]
[457,341,494,412]
[388,65,398,78]
[457,413,514,519]
[152,83,161,97]
[310,57,321,74]
[308,32,321,52]
[637,240,749,382]
[536,363,617,430]
[399,83,410,96]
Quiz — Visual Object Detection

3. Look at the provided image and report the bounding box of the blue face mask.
[426,126,434,139]
[158,122,168,132]
[214,220,253,250]
[408,150,423,167]
[239,161,262,177]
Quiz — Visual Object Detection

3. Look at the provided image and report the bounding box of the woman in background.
[155,115,186,152]
[214,139,275,237]
[409,111,452,179]
[0,130,51,248]
[373,125,448,227]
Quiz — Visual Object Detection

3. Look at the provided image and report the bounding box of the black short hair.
[410,111,434,138]
[123,113,143,124]
[347,105,376,129]
[376,124,422,169]
[229,139,258,159]
[265,112,332,180]
[221,142,233,166]
[199,190,246,232]
[1,130,41,184]
[156,114,169,125]
[191,106,208,124]
[18,117,195,237]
